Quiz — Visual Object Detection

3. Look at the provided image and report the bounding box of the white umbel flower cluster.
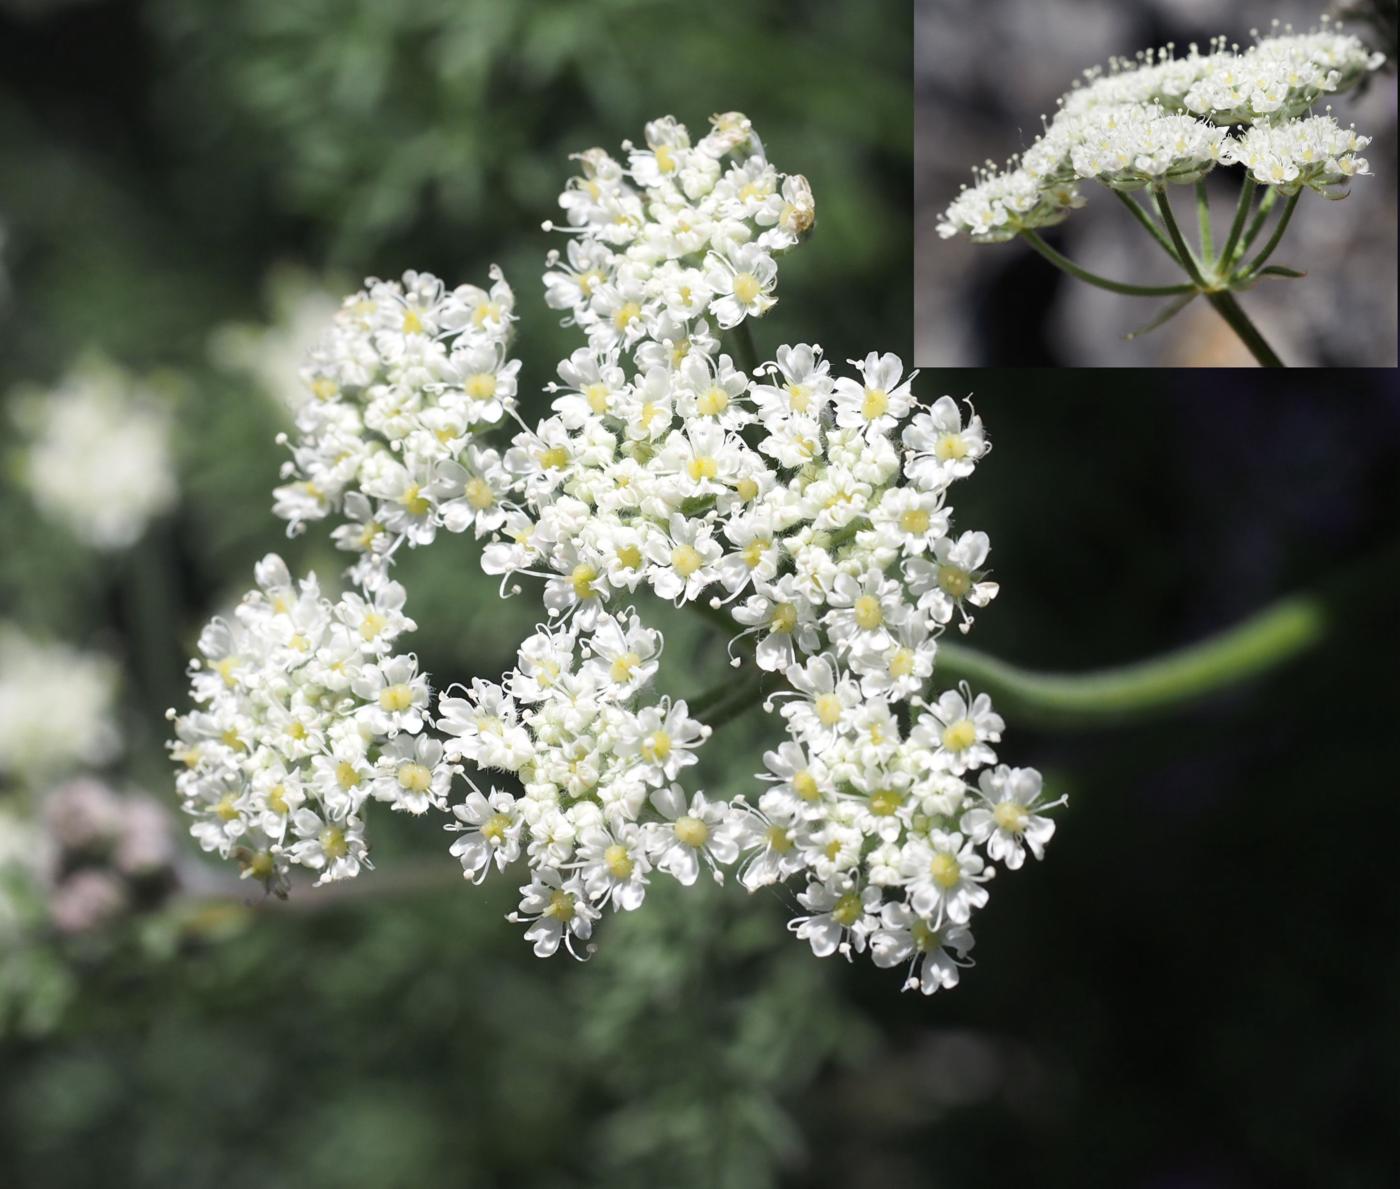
[439,611,721,958]
[1222,113,1372,194]
[939,20,1383,241]
[170,555,445,891]
[13,359,177,551]
[542,112,813,342]
[173,113,1059,996]
[271,268,520,589]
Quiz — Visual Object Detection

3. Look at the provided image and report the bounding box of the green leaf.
[1124,291,1197,340]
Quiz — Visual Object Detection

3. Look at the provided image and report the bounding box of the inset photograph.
[917,0,1398,366]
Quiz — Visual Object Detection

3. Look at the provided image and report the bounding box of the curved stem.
[936,591,1326,727]
[1194,180,1215,268]
[1020,230,1196,297]
[1205,290,1285,367]
[1236,191,1300,282]
[1217,178,1257,274]
[1113,190,1182,265]
[1153,186,1207,289]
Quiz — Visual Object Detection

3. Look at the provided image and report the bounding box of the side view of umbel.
[938,20,1386,366]
[169,113,1062,996]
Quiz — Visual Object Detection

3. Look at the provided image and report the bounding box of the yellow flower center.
[401,308,425,335]
[336,761,361,790]
[937,564,972,599]
[540,446,569,470]
[687,456,718,481]
[900,507,931,535]
[643,730,672,763]
[869,789,903,817]
[465,477,495,510]
[545,889,576,920]
[732,273,762,305]
[930,852,961,889]
[265,784,289,815]
[610,653,640,683]
[481,813,511,843]
[466,372,497,400]
[832,893,863,927]
[215,794,240,822]
[604,844,635,879]
[471,301,501,328]
[935,433,967,461]
[613,301,642,330]
[767,825,793,853]
[735,477,759,502]
[792,770,819,800]
[941,719,977,752]
[397,762,432,793]
[862,388,889,420]
[379,683,415,713]
[674,815,709,847]
[585,382,609,414]
[671,544,703,577]
[697,386,730,417]
[402,484,431,517]
[616,544,642,570]
[815,693,844,726]
[889,648,915,679]
[320,826,349,861]
[912,920,940,953]
[853,595,884,631]
[771,602,798,634]
[570,564,597,600]
[994,802,1029,833]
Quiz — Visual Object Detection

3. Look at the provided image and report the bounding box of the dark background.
[3,2,1400,1187]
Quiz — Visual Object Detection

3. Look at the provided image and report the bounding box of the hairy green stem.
[1113,190,1182,264]
[935,590,1332,727]
[1153,187,1207,289]
[1217,178,1257,276]
[1194,180,1215,267]
[1020,230,1195,297]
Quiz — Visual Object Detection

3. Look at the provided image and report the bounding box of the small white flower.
[961,765,1064,870]
[788,879,883,958]
[510,868,599,959]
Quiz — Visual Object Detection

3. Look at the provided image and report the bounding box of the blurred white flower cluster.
[12,359,177,550]
[173,113,1060,994]
[939,20,1383,242]
[0,625,119,784]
